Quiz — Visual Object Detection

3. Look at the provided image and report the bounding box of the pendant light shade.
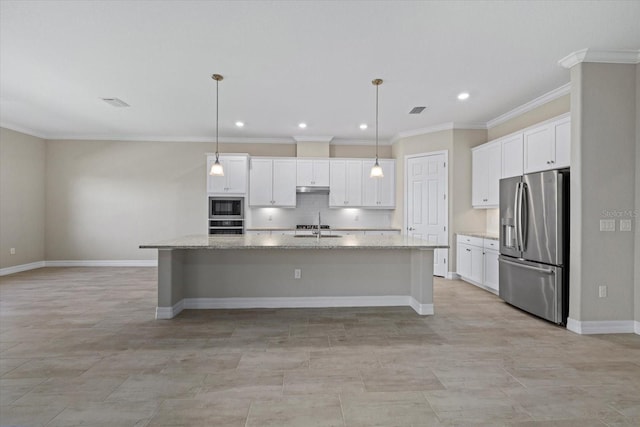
[370,78,384,178]
[209,73,225,176]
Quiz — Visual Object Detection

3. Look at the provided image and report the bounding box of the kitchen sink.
[293,235,342,238]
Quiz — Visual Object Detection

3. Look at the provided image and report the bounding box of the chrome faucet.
[317,211,321,241]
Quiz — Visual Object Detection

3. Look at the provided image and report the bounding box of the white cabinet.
[362,159,395,208]
[501,134,524,179]
[472,142,501,208]
[207,155,248,195]
[524,115,570,173]
[249,158,296,207]
[297,159,330,187]
[329,160,363,207]
[456,234,499,294]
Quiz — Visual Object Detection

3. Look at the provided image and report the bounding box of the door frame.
[403,150,449,277]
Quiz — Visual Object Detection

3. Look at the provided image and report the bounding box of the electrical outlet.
[354,215,359,221]
[294,269,301,279]
[10,248,16,255]
[599,285,607,298]
[600,219,615,232]
[268,215,272,221]
[620,219,632,231]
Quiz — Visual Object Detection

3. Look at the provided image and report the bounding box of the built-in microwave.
[209,197,244,235]
[209,197,244,219]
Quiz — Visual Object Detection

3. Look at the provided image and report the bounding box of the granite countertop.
[246,227,402,231]
[457,232,499,240]
[140,234,447,250]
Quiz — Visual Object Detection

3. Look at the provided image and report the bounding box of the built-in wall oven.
[208,197,244,235]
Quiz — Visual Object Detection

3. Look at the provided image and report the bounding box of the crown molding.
[43,135,296,144]
[292,135,334,143]
[390,122,486,144]
[0,122,50,139]
[485,83,571,129]
[558,48,640,69]
[331,138,389,146]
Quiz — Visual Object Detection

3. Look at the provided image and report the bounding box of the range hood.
[296,186,330,194]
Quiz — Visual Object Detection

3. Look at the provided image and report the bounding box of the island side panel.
[156,249,185,318]
[410,249,435,315]
[181,249,411,300]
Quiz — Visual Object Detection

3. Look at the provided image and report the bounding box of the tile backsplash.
[247,193,393,228]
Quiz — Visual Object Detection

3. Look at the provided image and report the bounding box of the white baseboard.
[0,261,46,276]
[45,260,157,267]
[635,321,640,335]
[156,300,185,319]
[445,272,460,280]
[156,295,433,317]
[567,318,637,335]
[409,298,434,315]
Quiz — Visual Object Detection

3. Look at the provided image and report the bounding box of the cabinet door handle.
[466,249,471,252]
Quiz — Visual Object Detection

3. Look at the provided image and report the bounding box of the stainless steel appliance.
[499,169,569,325]
[209,197,244,235]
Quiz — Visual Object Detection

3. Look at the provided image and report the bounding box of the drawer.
[483,238,499,251]
[457,234,483,248]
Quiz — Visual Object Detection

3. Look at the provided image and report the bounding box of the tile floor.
[1,267,639,426]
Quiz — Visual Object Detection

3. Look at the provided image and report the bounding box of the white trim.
[0,261,46,276]
[391,122,486,144]
[45,135,297,144]
[409,298,434,315]
[293,136,334,143]
[331,138,382,146]
[566,318,636,335]
[183,295,411,310]
[558,48,640,69]
[485,83,571,129]
[445,272,460,280]
[44,260,157,267]
[156,300,185,319]
[635,321,640,335]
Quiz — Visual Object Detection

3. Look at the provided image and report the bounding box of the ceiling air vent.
[409,106,426,114]
[101,98,130,107]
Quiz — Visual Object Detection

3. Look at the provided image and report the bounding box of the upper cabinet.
[472,141,501,208]
[471,114,570,209]
[362,159,395,208]
[501,133,524,179]
[524,115,570,174]
[329,160,363,207]
[207,154,248,195]
[249,158,296,207]
[296,159,330,187]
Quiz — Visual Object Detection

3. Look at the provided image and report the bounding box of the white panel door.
[329,160,347,207]
[406,153,448,277]
[224,156,248,194]
[296,160,314,186]
[313,160,330,186]
[501,133,524,178]
[345,160,363,206]
[524,123,554,173]
[554,117,571,169]
[486,143,502,205]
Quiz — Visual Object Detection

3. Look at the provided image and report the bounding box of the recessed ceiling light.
[298,123,307,129]
[359,124,368,130]
[101,97,129,107]
[235,121,244,127]
[457,92,470,101]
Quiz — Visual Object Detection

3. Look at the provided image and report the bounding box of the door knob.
[408,227,415,231]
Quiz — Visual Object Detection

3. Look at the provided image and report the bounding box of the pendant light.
[370,78,384,178]
[209,73,224,176]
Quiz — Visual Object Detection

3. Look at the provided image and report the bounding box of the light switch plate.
[620,219,632,232]
[600,219,615,232]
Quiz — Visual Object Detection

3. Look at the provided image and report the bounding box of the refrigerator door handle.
[520,182,528,251]
[499,257,555,274]
[514,182,522,252]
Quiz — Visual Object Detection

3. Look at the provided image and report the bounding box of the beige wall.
[330,144,392,159]
[391,129,486,273]
[569,63,637,323]
[0,128,46,269]
[488,94,570,141]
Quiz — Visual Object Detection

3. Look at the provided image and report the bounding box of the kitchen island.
[140,234,447,319]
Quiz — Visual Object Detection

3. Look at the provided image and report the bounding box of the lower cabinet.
[456,234,499,294]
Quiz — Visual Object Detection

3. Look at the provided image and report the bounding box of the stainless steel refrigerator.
[499,169,569,325]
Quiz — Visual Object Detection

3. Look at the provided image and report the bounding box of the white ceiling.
[1,1,639,144]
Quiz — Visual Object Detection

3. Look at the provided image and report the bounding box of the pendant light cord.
[375,82,379,162]
[215,77,220,162]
